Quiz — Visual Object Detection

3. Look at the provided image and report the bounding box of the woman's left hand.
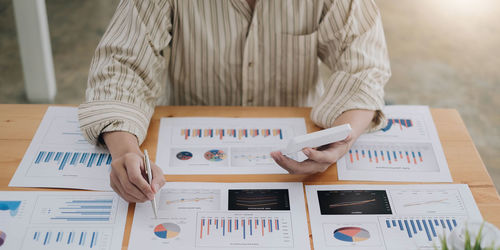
[270,134,352,174]
[270,109,377,174]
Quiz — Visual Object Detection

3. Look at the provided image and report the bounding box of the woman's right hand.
[103,131,165,203]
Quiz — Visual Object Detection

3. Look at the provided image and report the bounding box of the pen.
[144,150,158,219]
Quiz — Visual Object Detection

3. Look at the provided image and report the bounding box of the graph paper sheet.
[305,184,482,250]
[156,117,307,174]
[337,105,452,182]
[9,107,113,190]
[128,182,310,250]
[0,191,128,250]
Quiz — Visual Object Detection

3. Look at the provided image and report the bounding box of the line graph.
[329,199,376,208]
[165,197,215,206]
[318,190,392,215]
[390,189,466,215]
[228,189,290,211]
[403,198,449,207]
[159,189,221,211]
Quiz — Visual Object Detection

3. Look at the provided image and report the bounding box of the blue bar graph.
[384,217,459,242]
[381,118,413,132]
[48,198,113,222]
[33,151,111,169]
[31,229,100,248]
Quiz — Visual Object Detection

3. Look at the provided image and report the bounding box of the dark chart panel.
[228,189,290,211]
[318,190,392,215]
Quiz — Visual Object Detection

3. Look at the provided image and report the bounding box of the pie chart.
[204,149,226,162]
[334,227,370,242]
[154,223,181,239]
[0,230,6,246]
[176,151,193,160]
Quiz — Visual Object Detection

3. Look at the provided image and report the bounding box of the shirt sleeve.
[78,0,173,146]
[311,0,391,131]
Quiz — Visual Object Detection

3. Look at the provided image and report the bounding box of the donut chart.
[0,230,6,246]
[204,149,226,162]
[176,151,193,160]
[333,227,370,242]
[154,223,181,239]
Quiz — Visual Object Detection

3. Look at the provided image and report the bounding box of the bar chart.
[345,142,439,172]
[180,128,284,140]
[25,149,111,181]
[33,151,111,170]
[363,115,428,140]
[23,228,112,249]
[379,216,463,248]
[381,119,413,132]
[32,195,117,224]
[10,107,115,190]
[195,212,293,248]
[172,126,290,145]
[41,117,89,145]
[0,200,22,217]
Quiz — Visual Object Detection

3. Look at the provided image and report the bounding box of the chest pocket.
[274,31,319,106]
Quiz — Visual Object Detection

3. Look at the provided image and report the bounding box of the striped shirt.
[78,0,391,145]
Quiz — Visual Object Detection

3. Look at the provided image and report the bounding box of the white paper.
[305,184,482,250]
[337,105,452,182]
[156,118,307,174]
[128,182,310,250]
[0,191,128,250]
[9,107,112,190]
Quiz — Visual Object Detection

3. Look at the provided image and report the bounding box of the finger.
[109,175,122,197]
[270,151,296,173]
[125,158,154,199]
[115,164,150,202]
[342,134,352,142]
[110,172,137,202]
[302,147,337,164]
[272,151,317,174]
[151,164,165,193]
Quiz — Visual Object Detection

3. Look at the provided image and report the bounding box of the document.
[9,107,112,190]
[305,184,482,250]
[0,191,128,250]
[337,105,452,182]
[156,118,307,174]
[128,182,311,250]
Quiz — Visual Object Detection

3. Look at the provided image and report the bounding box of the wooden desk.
[1,104,499,249]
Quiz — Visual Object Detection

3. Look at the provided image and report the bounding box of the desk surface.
[0,104,499,249]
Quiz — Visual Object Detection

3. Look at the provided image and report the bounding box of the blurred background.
[0,0,498,190]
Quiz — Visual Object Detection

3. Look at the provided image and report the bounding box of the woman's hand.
[103,131,165,203]
[271,109,376,174]
[271,134,353,174]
